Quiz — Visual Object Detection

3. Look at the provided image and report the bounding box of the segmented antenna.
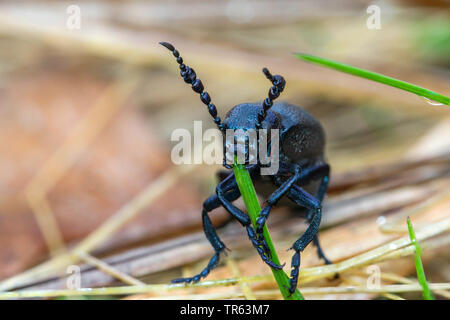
[159,42,225,132]
[256,68,286,129]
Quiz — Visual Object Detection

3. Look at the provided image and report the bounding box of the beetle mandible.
[160,42,332,294]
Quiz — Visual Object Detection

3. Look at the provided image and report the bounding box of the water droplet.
[421,96,444,106]
[376,216,386,225]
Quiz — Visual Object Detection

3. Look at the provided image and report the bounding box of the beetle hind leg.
[312,235,332,265]
[310,173,333,265]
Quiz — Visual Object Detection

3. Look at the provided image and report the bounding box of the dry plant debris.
[0,0,448,300]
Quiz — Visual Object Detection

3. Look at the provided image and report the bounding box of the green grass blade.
[232,162,304,300]
[406,217,435,300]
[295,53,450,106]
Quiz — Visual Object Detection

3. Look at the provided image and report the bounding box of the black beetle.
[160,42,331,294]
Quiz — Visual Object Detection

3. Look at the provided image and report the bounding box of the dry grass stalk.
[0,5,448,300]
[225,257,256,300]
[23,71,142,256]
[1,216,448,299]
[77,253,145,287]
[0,165,193,292]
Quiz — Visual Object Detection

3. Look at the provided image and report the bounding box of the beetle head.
[160,42,286,168]
[224,103,280,131]
[223,103,280,167]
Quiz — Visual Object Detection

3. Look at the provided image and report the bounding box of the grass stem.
[295,53,450,106]
[232,162,303,300]
[406,217,435,300]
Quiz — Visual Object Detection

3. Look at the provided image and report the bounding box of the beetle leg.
[255,165,300,245]
[171,192,234,284]
[172,171,253,284]
[285,185,323,294]
[216,174,284,270]
[216,170,231,182]
[287,162,333,265]
[296,163,330,188]
[312,236,332,265]
[310,173,333,265]
[297,164,333,265]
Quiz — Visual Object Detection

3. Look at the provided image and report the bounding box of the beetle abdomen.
[271,102,326,165]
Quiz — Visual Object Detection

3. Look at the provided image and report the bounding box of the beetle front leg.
[216,177,284,270]
[171,193,233,284]
[255,165,300,247]
[171,171,252,284]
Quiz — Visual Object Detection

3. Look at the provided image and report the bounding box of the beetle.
[160,42,332,294]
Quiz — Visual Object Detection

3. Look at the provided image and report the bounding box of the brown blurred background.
[0,0,448,293]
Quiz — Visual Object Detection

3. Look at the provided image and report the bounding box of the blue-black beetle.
[160,42,331,294]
